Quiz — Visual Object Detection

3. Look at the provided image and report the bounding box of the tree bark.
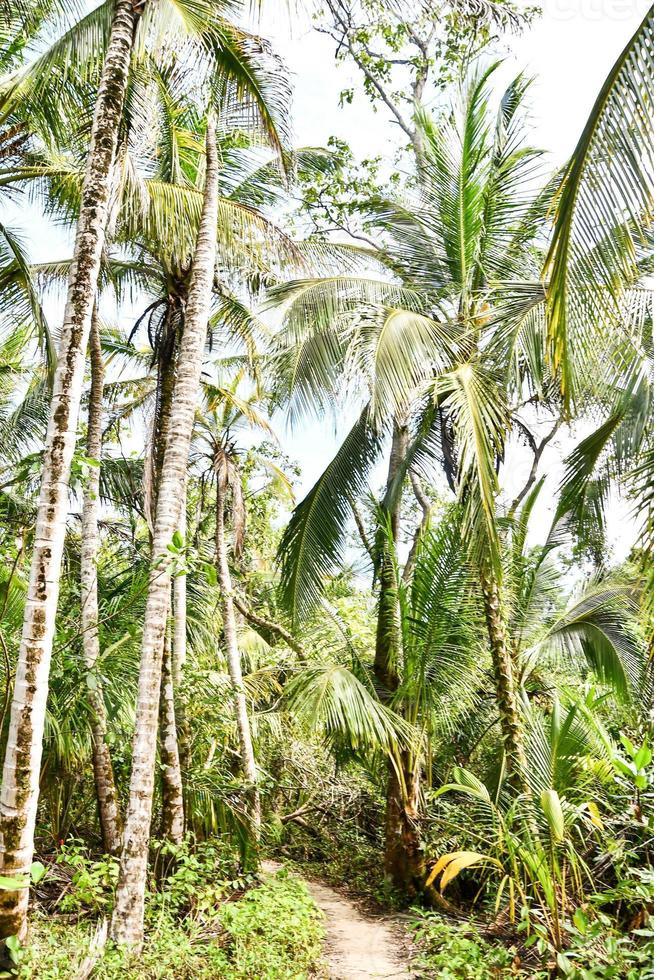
[374,421,408,694]
[480,570,530,796]
[384,755,425,897]
[172,488,190,774]
[0,0,137,942]
[215,480,261,836]
[373,421,424,896]
[110,117,219,950]
[158,628,184,844]
[152,353,186,841]
[81,308,122,855]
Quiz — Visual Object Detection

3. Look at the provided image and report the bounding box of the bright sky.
[263,0,649,163]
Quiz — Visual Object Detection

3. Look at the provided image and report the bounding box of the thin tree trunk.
[152,356,186,841]
[480,571,531,797]
[0,0,137,942]
[373,421,424,896]
[215,480,261,836]
[81,308,122,855]
[374,421,408,693]
[172,487,190,774]
[110,117,219,950]
[172,499,187,688]
[384,754,424,896]
[158,628,184,844]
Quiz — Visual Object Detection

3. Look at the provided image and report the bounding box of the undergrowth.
[14,842,324,980]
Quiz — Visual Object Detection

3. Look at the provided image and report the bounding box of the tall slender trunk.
[215,480,260,835]
[374,421,424,897]
[158,628,184,844]
[152,350,185,842]
[110,117,219,949]
[480,570,530,797]
[0,0,138,941]
[81,309,122,855]
[172,493,190,774]
[374,422,408,692]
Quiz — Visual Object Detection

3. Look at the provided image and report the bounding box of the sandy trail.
[262,861,413,980]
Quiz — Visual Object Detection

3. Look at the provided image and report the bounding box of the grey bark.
[81,309,122,855]
[0,0,138,941]
[215,480,261,835]
[110,117,219,949]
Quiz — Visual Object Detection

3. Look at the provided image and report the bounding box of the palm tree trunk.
[384,755,424,895]
[0,0,138,942]
[81,308,122,855]
[152,356,186,841]
[159,628,184,844]
[374,421,424,895]
[172,487,190,773]
[110,116,219,950]
[480,570,530,796]
[215,480,261,835]
[374,421,408,692]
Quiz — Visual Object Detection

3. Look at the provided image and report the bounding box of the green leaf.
[573,908,588,934]
[172,530,184,549]
[0,875,28,890]
[29,862,46,884]
[540,788,565,842]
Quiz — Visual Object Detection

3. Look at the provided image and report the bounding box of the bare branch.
[508,418,562,518]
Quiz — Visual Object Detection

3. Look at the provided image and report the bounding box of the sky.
[6,0,651,561]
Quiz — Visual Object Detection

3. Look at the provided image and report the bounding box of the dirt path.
[262,861,413,980]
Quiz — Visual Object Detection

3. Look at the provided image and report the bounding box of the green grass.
[18,871,324,980]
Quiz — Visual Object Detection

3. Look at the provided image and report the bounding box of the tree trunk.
[81,309,122,855]
[0,0,137,942]
[172,487,190,774]
[480,570,530,796]
[215,480,261,836]
[151,354,186,842]
[158,628,184,844]
[110,117,219,950]
[374,421,408,693]
[373,422,424,896]
[384,754,425,897]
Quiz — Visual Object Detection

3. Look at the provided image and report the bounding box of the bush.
[411,912,520,979]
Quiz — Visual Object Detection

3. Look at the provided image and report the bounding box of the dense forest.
[2,0,654,977]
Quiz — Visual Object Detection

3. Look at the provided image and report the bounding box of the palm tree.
[0,0,140,943]
[544,4,654,402]
[80,308,123,855]
[0,1,291,938]
[109,114,220,949]
[272,66,558,888]
[192,374,291,836]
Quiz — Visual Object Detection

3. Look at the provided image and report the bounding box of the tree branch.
[233,595,306,658]
[508,418,562,518]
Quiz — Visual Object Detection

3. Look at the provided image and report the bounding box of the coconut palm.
[109,115,220,949]
[0,1,292,941]
[544,4,654,400]
[194,381,273,835]
[272,65,559,888]
[0,1,139,942]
